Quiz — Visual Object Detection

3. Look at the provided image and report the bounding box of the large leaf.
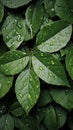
[0,50,29,75]
[32,50,69,86]
[44,0,56,18]
[50,87,73,110]
[55,0,73,23]
[15,68,40,113]
[0,73,13,98]
[1,0,31,8]
[55,106,67,129]
[38,25,72,53]
[36,20,69,45]
[44,105,57,130]
[25,0,44,36]
[0,114,14,130]
[0,2,4,23]
[66,48,73,80]
[2,15,32,50]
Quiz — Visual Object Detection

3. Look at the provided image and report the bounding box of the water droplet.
[36,85,39,88]
[14,19,17,23]
[17,35,21,41]
[15,67,18,70]
[6,36,9,40]
[39,66,44,71]
[49,73,53,77]
[7,81,10,84]
[3,27,6,31]
[17,21,22,28]
[19,93,22,97]
[41,53,44,56]
[30,78,32,81]
[50,41,54,46]
[28,94,31,99]
[41,42,45,46]
[51,8,54,12]
[51,60,55,65]
[23,52,26,55]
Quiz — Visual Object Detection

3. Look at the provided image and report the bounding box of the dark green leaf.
[2,15,32,50]
[10,101,25,117]
[32,50,69,86]
[50,87,73,110]
[38,25,72,53]
[38,88,53,106]
[0,114,14,130]
[1,0,31,8]
[44,0,56,17]
[66,48,73,80]
[44,105,57,130]
[0,73,13,98]
[55,106,67,129]
[0,2,4,23]
[0,50,29,75]
[25,0,44,36]
[15,68,40,113]
[36,20,69,45]
[55,0,73,23]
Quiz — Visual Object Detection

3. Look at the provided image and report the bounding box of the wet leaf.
[0,2,4,23]
[0,50,29,75]
[15,68,40,113]
[32,50,69,86]
[1,0,31,8]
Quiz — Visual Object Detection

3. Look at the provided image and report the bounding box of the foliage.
[0,0,73,129]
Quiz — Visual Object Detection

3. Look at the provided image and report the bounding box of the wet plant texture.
[0,0,73,130]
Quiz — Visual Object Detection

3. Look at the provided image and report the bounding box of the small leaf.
[66,48,73,80]
[44,105,57,130]
[0,50,29,75]
[36,20,69,45]
[55,105,67,129]
[2,15,32,50]
[25,0,44,36]
[0,2,4,23]
[0,114,14,130]
[1,0,31,8]
[10,101,25,117]
[0,73,13,98]
[15,68,40,113]
[55,0,73,23]
[32,50,69,86]
[38,25,72,53]
[44,0,56,18]
[38,87,53,106]
[50,87,73,110]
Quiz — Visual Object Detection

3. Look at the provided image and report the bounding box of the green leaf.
[1,0,31,8]
[0,50,29,75]
[66,48,73,80]
[32,50,69,86]
[0,114,14,130]
[55,0,73,23]
[10,101,25,117]
[44,105,57,130]
[0,73,13,98]
[44,0,56,18]
[0,2,4,23]
[38,25,72,53]
[25,0,44,36]
[36,20,69,45]
[38,87,53,106]
[55,106,67,129]
[2,15,32,50]
[15,68,40,114]
[50,87,73,110]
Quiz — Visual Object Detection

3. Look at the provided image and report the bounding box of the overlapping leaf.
[25,0,44,36]
[50,87,73,110]
[0,2,4,23]
[2,15,32,50]
[0,114,14,130]
[1,0,31,8]
[15,68,40,113]
[55,0,73,23]
[32,50,69,86]
[0,50,29,75]
[38,25,72,53]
